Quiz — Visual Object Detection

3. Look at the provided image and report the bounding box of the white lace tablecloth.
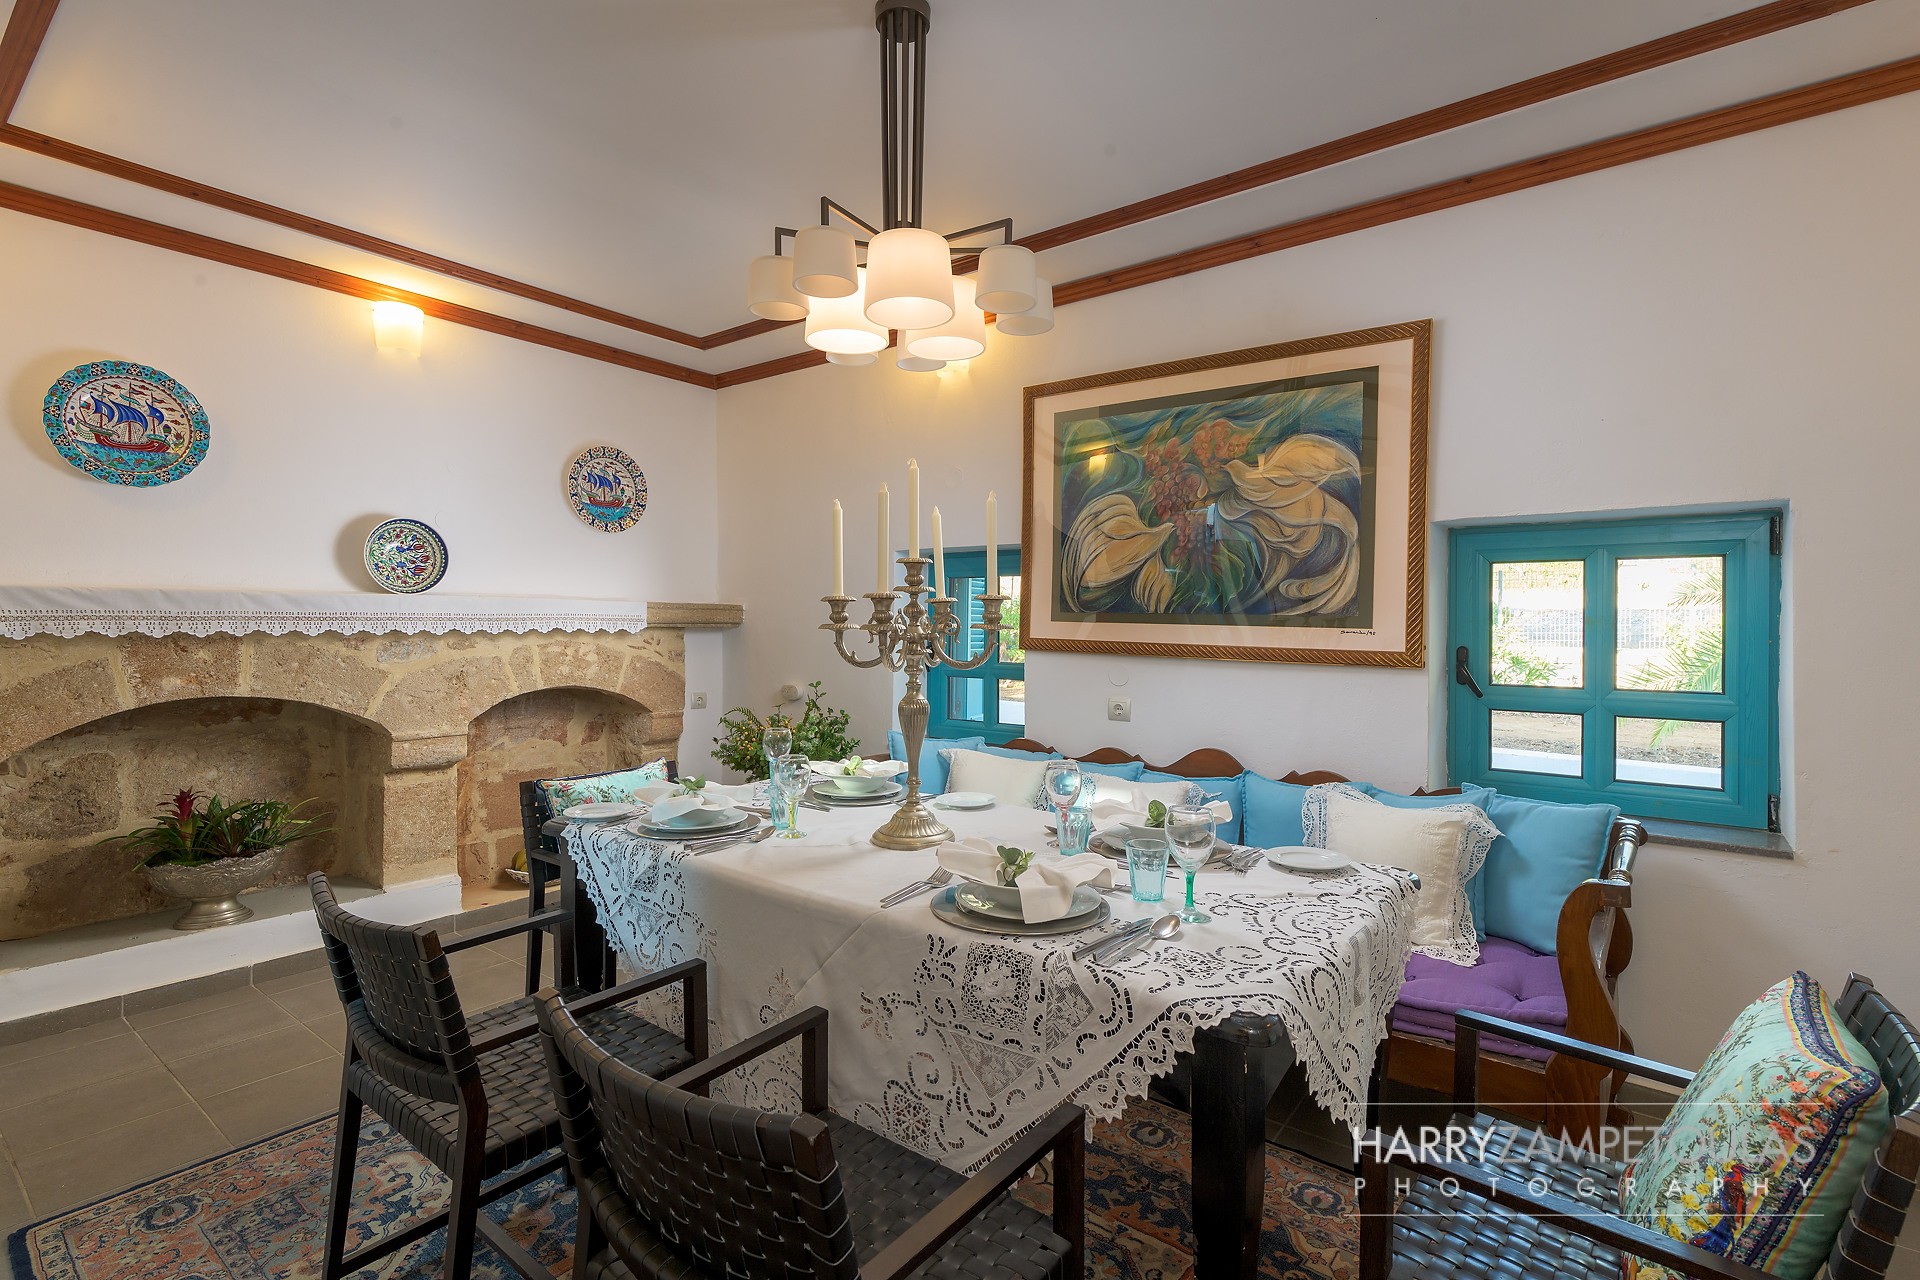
[565,803,1414,1173]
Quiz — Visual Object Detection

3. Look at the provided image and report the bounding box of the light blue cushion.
[886,731,985,796]
[1241,772,1310,848]
[1140,771,1244,843]
[979,744,1062,761]
[1357,783,1498,940]
[1075,759,1145,782]
[1481,792,1619,955]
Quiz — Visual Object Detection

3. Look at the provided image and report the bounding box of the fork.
[880,866,954,908]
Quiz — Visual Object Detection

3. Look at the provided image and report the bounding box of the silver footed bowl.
[142,846,287,931]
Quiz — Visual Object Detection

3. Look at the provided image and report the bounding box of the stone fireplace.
[0,600,735,942]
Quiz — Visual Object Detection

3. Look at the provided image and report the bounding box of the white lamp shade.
[804,268,888,355]
[895,347,945,372]
[793,225,858,299]
[905,276,985,362]
[994,276,1054,336]
[975,244,1037,314]
[825,351,878,366]
[747,254,808,321]
[864,227,954,330]
[371,300,424,356]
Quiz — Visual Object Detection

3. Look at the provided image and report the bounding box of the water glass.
[1043,759,1084,823]
[1058,807,1093,856]
[1166,805,1215,924]
[772,752,810,839]
[1124,838,1169,904]
[762,722,794,775]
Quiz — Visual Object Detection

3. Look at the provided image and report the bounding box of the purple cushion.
[1391,936,1567,1064]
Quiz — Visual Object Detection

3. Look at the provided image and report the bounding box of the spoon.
[1092,913,1178,964]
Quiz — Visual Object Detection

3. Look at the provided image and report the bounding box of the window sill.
[1637,818,1793,859]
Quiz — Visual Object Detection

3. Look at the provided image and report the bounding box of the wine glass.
[1166,804,1215,924]
[1043,759,1084,826]
[772,752,810,839]
[762,721,794,778]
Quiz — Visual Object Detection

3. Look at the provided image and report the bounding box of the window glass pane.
[1490,561,1583,687]
[1616,717,1724,789]
[998,573,1025,664]
[1616,556,1724,692]
[1490,710,1583,777]
[947,675,985,723]
[998,678,1026,726]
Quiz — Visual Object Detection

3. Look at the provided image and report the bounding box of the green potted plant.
[712,680,860,781]
[102,790,329,930]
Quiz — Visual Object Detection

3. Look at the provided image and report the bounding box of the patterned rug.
[8,1099,1356,1280]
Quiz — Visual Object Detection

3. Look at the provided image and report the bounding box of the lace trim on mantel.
[0,587,650,639]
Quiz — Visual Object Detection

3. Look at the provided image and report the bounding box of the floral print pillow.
[540,759,670,813]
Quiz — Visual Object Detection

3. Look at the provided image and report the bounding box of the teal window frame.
[925,547,1025,743]
[1447,512,1780,829]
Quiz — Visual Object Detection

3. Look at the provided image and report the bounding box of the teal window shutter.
[926,546,1025,742]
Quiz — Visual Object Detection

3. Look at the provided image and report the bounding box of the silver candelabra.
[822,554,1014,849]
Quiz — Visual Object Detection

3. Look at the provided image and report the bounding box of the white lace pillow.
[1302,783,1496,965]
[941,748,1050,807]
[1030,774,1198,813]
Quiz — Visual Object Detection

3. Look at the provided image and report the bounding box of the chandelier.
[745,0,1054,371]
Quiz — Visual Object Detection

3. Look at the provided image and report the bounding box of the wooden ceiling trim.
[1051,53,1920,310]
[1015,0,1876,255]
[715,54,1920,388]
[0,179,719,388]
[0,0,58,122]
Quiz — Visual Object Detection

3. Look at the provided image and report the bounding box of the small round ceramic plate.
[364,518,449,593]
[930,886,1110,938]
[567,445,648,532]
[935,792,995,810]
[564,802,641,822]
[955,883,1103,923]
[1267,846,1354,873]
[44,361,211,487]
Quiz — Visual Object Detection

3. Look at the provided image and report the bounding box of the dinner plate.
[1267,846,1354,873]
[807,781,903,806]
[954,883,1103,923]
[564,802,642,822]
[929,886,1111,938]
[935,791,996,810]
[637,812,759,841]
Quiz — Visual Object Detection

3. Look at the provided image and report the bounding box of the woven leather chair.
[309,872,707,1280]
[533,988,1087,1280]
[1359,972,1920,1280]
[518,761,677,995]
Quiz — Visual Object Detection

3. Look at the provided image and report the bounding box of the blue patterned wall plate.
[44,361,210,487]
[363,518,449,594]
[566,445,648,532]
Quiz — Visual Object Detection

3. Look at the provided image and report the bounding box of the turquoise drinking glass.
[772,752,809,838]
[1124,839,1168,904]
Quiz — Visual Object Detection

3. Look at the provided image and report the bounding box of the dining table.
[549,795,1415,1280]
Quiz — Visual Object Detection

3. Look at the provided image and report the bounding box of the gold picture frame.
[1020,319,1431,667]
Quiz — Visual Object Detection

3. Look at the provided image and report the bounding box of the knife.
[1073,918,1148,960]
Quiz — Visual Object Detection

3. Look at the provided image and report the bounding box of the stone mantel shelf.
[0,586,743,640]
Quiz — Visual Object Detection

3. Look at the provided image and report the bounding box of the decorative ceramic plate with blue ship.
[566,445,648,532]
[363,518,449,594]
[44,361,210,487]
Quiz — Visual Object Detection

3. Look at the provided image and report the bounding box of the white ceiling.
[5,0,1918,375]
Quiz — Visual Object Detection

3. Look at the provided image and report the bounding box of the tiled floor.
[0,933,546,1255]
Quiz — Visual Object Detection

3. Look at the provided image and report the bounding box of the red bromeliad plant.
[102,789,329,868]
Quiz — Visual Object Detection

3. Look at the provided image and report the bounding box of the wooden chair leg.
[525,860,548,997]
[321,1082,363,1280]
[441,1129,487,1280]
[1358,1151,1394,1280]
[573,1195,605,1280]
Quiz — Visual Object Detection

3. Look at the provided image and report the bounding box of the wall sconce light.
[371,300,425,357]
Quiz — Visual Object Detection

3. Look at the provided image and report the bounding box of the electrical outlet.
[1106,696,1131,722]
[689,692,708,710]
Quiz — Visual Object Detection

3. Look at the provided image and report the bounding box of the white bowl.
[814,775,895,797]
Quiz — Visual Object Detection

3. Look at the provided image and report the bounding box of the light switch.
[1107,696,1131,722]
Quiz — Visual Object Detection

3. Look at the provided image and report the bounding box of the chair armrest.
[441,907,569,954]
[1606,818,1648,882]
[861,1104,1085,1280]
[1452,1010,1693,1105]
[663,1006,829,1110]
[558,960,709,1059]
[1360,1140,1774,1280]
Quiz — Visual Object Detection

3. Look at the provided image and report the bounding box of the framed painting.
[1020,320,1430,667]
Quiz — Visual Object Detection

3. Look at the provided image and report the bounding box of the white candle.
[877,483,891,593]
[832,498,844,596]
[907,458,921,559]
[985,491,998,587]
[931,506,945,593]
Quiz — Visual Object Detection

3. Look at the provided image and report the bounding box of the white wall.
[719,91,1920,1068]
[0,211,727,750]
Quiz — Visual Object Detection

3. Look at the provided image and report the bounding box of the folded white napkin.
[809,756,907,779]
[1086,796,1234,827]
[934,836,1114,922]
[645,792,739,824]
